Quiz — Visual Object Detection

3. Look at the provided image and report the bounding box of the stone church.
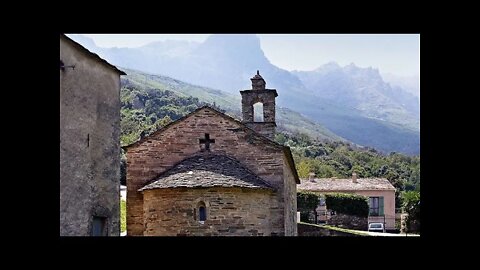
[125,72,299,236]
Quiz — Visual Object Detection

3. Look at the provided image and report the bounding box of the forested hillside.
[120,80,224,146]
[120,70,343,143]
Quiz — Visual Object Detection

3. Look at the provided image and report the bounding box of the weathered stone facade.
[60,34,125,236]
[143,187,277,236]
[125,72,299,236]
[283,156,298,236]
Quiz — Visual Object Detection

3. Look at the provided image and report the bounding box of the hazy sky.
[82,34,420,76]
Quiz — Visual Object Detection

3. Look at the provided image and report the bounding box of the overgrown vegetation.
[325,193,369,217]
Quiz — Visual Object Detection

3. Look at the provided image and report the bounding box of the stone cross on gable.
[199,133,215,151]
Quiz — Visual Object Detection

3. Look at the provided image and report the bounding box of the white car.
[368,223,385,232]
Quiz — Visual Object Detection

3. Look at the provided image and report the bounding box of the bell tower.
[240,70,278,140]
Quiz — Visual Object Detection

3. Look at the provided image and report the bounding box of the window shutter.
[379,197,384,216]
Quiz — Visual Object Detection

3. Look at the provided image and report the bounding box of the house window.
[369,197,384,216]
[91,216,107,236]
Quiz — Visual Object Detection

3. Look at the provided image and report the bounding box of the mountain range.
[121,68,343,143]
[68,34,420,155]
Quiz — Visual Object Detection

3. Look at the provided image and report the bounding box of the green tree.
[325,193,369,217]
[296,160,312,178]
[402,191,420,233]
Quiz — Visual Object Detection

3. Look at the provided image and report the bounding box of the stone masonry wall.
[126,108,286,236]
[327,213,368,231]
[60,36,121,236]
[283,156,298,236]
[143,187,278,236]
[245,122,276,140]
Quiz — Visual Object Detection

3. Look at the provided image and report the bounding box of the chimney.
[352,172,358,183]
[309,172,315,182]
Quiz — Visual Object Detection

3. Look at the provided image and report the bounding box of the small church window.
[91,216,107,236]
[199,206,206,222]
[197,201,207,223]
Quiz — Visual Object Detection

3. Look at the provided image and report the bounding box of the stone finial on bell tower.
[251,70,266,90]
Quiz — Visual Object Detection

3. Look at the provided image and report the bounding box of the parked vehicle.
[368,222,385,232]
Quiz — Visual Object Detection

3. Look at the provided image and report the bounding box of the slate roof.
[297,178,395,191]
[139,154,275,191]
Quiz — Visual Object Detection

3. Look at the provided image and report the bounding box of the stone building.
[125,71,299,236]
[60,34,126,236]
[298,173,396,230]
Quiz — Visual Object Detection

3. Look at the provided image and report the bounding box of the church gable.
[124,105,283,152]
[125,106,286,180]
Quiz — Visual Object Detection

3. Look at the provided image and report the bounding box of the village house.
[298,173,396,230]
[60,34,126,236]
[124,71,299,236]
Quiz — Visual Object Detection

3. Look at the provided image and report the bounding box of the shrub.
[325,193,369,217]
[297,191,320,212]
[297,191,321,223]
